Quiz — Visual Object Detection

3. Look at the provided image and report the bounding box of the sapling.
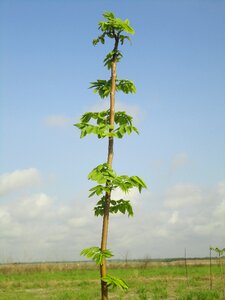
[209,246,212,289]
[75,12,147,300]
[210,247,225,275]
[210,246,225,293]
[184,248,189,283]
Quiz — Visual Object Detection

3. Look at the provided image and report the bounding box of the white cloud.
[0,168,40,196]
[217,181,225,197]
[0,207,11,225]
[170,152,189,172]
[168,211,179,224]
[0,206,22,239]
[164,184,202,208]
[44,115,72,127]
[0,192,100,262]
[212,182,225,234]
[15,193,53,219]
[214,200,225,220]
[1,181,225,262]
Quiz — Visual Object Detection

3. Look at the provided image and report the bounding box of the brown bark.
[100,53,117,300]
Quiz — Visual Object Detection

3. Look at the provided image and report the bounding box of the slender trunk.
[184,248,188,284]
[100,57,117,300]
[209,248,212,289]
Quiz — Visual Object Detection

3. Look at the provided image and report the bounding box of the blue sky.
[0,0,225,262]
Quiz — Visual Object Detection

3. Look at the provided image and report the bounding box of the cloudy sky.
[0,0,225,263]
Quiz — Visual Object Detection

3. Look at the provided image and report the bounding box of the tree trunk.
[100,58,117,300]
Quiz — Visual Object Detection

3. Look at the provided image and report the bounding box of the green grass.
[0,261,224,299]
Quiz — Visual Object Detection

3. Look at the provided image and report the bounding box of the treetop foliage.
[93,11,135,46]
[92,11,135,69]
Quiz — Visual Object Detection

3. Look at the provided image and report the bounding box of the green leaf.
[115,131,123,139]
[93,12,135,65]
[75,110,139,139]
[116,79,136,94]
[98,12,135,36]
[115,111,132,125]
[80,247,113,265]
[112,174,147,194]
[101,274,128,290]
[88,164,147,196]
[103,50,123,69]
[130,176,147,192]
[112,175,133,193]
[120,35,132,45]
[89,185,111,197]
[80,246,99,257]
[103,12,115,19]
[74,111,111,139]
[92,38,99,46]
[210,247,225,255]
[88,163,116,184]
[89,80,111,99]
[94,198,134,217]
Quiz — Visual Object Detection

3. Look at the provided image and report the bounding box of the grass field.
[0,260,224,299]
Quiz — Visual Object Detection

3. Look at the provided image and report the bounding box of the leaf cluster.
[74,110,139,139]
[90,79,136,99]
[103,50,123,69]
[88,163,116,183]
[210,247,225,256]
[113,175,147,193]
[93,12,134,69]
[99,12,134,35]
[94,197,133,217]
[101,274,128,290]
[88,163,147,198]
[93,12,134,45]
[80,247,113,265]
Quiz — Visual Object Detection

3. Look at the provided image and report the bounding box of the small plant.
[210,247,225,276]
[75,12,147,300]
[184,248,189,284]
[209,246,213,289]
[210,246,225,259]
[210,246,225,296]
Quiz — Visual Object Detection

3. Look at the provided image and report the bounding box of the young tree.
[210,246,225,286]
[75,12,147,300]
